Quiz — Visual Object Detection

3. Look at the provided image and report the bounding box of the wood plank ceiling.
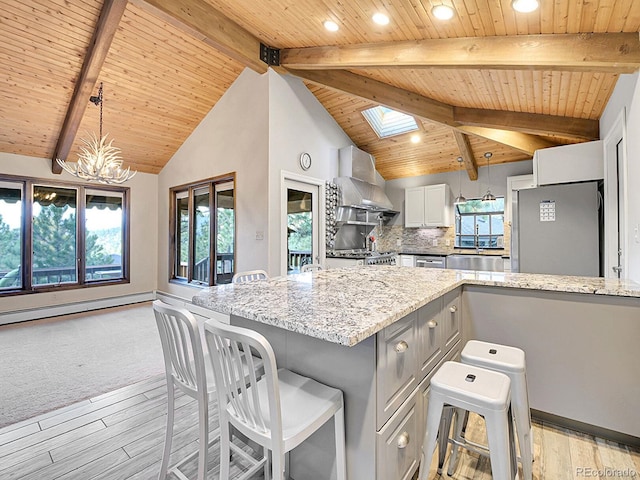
[0,0,638,180]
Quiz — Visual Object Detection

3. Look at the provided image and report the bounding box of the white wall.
[601,72,640,282]
[384,159,534,226]
[0,152,158,314]
[156,68,270,300]
[267,70,353,274]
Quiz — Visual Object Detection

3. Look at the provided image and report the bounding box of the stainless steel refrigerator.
[511,181,601,276]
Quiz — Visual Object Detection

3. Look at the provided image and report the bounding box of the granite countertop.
[400,249,508,257]
[400,249,450,256]
[192,267,640,347]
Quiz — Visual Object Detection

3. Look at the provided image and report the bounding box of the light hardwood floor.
[0,375,638,480]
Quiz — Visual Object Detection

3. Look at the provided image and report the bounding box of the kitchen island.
[192,267,640,479]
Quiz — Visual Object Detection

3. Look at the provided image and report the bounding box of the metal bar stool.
[447,340,533,480]
[417,361,517,480]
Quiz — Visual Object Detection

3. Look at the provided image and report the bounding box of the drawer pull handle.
[449,305,458,313]
[395,340,409,353]
[427,320,438,329]
[397,432,410,449]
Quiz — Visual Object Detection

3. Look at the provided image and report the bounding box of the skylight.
[361,106,419,139]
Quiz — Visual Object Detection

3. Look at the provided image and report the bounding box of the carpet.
[0,302,166,428]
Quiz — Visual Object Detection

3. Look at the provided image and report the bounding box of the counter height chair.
[300,263,323,272]
[232,269,269,283]
[153,300,215,480]
[204,319,347,480]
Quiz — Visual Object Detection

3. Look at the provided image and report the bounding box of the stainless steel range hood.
[335,146,396,212]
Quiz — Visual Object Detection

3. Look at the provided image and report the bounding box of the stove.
[327,250,398,265]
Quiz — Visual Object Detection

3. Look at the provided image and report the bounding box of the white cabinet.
[405,184,451,227]
[533,140,603,186]
[404,187,426,228]
[399,255,415,267]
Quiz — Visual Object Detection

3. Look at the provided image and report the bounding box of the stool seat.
[462,340,526,374]
[431,361,511,411]
[418,361,517,480]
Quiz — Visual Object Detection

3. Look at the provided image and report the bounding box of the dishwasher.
[414,255,446,269]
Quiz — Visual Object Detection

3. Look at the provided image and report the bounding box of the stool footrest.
[450,437,490,458]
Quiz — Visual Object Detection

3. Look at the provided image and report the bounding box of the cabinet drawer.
[442,289,461,351]
[417,299,443,381]
[377,312,418,428]
[377,389,419,480]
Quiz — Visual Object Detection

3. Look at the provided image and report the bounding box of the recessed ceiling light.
[511,0,539,13]
[411,134,421,144]
[324,20,339,32]
[372,13,390,25]
[432,4,455,20]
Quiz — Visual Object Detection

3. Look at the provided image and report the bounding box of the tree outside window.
[455,198,505,249]
[0,177,129,293]
[171,175,235,286]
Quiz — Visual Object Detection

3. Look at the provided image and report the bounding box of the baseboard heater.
[0,292,155,326]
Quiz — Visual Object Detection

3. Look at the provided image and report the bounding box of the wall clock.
[299,152,312,171]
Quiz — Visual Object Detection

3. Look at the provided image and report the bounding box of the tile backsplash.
[373,223,511,256]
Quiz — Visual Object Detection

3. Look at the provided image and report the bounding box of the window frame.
[169,173,236,287]
[454,197,505,249]
[0,174,131,296]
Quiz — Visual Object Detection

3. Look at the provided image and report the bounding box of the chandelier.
[57,83,136,184]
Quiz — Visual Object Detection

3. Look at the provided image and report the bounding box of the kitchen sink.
[446,254,504,272]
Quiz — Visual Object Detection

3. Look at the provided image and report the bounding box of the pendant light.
[57,83,136,185]
[454,156,467,205]
[481,152,496,202]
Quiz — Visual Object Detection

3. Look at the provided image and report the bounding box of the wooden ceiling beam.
[286,68,458,127]
[458,126,557,155]
[133,0,268,73]
[454,107,599,140]
[288,68,559,155]
[51,0,128,173]
[452,131,478,180]
[281,33,640,73]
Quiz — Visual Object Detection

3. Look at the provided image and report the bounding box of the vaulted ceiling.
[1,0,638,181]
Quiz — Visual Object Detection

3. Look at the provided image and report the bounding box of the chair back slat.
[153,300,206,395]
[205,320,281,438]
[232,269,269,283]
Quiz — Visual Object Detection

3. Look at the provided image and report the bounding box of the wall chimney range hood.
[335,146,396,213]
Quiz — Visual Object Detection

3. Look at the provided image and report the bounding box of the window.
[455,198,505,249]
[170,174,235,286]
[361,106,419,138]
[0,176,129,294]
[0,181,23,290]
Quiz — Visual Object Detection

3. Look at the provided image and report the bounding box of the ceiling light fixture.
[57,83,136,185]
[410,134,421,144]
[454,156,467,205]
[481,152,496,202]
[324,20,339,32]
[431,4,455,20]
[372,13,390,25]
[511,0,539,13]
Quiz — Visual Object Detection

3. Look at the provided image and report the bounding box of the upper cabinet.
[405,184,452,228]
[533,140,603,186]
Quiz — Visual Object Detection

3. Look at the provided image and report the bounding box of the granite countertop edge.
[192,268,640,347]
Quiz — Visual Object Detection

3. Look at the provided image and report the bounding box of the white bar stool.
[417,361,517,480]
[447,340,533,480]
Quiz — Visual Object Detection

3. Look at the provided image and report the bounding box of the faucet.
[475,224,484,254]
